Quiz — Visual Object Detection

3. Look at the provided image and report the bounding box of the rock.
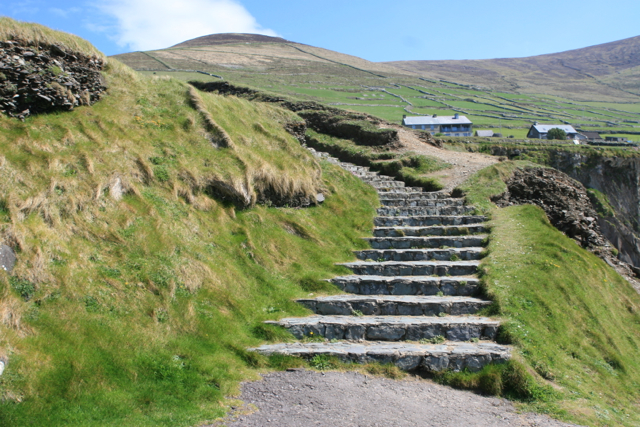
[316,193,325,204]
[0,244,16,273]
[492,167,606,248]
[0,40,106,120]
[0,359,4,376]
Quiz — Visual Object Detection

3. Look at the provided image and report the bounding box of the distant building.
[581,131,603,142]
[605,136,626,142]
[475,130,494,137]
[402,114,472,137]
[526,123,583,140]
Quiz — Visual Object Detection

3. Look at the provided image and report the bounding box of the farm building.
[605,136,627,142]
[526,123,584,140]
[581,131,603,142]
[402,114,473,137]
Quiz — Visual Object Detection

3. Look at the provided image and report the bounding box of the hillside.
[388,35,640,101]
[171,33,294,48]
[0,18,383,426]
[4,19,640,427]
[113,33,640,142]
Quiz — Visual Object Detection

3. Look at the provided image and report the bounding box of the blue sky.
[2,0,639,61]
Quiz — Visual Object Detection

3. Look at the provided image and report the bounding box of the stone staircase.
[252,150,510,372]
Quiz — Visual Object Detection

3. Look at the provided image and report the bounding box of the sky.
[2,0,639,62]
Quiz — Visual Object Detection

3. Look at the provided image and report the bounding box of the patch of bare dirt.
[208,370,582,427]
[390,125,499,192]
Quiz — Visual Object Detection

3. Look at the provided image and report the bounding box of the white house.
[402,114,473,137]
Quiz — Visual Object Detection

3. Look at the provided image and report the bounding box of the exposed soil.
[391,125,499,192]
[208,370,581,427]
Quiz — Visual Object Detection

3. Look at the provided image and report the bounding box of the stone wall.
[0,40,106,120]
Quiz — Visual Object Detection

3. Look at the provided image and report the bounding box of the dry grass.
[188,85,235,148]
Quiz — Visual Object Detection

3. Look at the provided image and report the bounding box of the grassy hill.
[4,19,640,427]
[388,35,640,102]
[113,34,640,143]
[0,19,381,426]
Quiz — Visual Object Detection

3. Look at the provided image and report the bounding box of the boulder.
[0,244,16,272]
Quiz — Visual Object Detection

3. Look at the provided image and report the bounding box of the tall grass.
[453,162,640,426]
[0,51,379,425]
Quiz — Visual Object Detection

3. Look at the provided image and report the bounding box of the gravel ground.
[208,370,581,427]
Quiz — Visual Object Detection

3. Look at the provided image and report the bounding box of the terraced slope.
[253,150,510,371]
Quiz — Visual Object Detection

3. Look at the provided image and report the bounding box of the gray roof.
[475,130,494,137]
[403,115,472,126]
[581,131,602,139]
[531,124,577,134]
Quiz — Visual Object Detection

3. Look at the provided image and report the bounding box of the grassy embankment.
[305,130,450,191]
[0,20,379,426]
[444,162,640,426]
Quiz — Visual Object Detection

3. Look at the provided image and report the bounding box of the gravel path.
[209,370,581,427]
[391,125,500,192]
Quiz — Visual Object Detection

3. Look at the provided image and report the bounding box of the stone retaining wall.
[0,40,106,119]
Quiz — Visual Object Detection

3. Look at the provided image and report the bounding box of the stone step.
[341,164,369,172]
[370,181,406,189]
[339,260,480,276]
[373,225,488,237]
[377,206,475,216]
[376,187,425,194]
[374,215,486,227]
[331,275,480,296]
[378,192,452,200]
[251,341,511,372]
[355,248,482,262]
[361,176,397,183]
[380,198,465,207]
[297,295,491,316]
[364,235,487,250]
[266,315,500,342]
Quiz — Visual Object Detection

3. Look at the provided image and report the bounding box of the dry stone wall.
[0,40,106,120]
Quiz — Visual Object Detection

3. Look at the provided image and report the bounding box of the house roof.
[403,115,472,126]
[531,124,577,134]
[581,131,602,139]
[475,130,494,137]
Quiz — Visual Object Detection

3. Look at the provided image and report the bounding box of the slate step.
[355,248,482,262]
[358,175,396,182]
[380,198,465,207]
[297,295,491,316]
[370,181,406,189]
[339,260,480,276]
[251,341,511,372]
[377,206,476,216]
[266,315,500,342]
[364,235,487,250]
[376,187,425,194]
[377,192,452,200]
[341,164,369,172]
[373,225,488,237]
[374,215,486,227]
[331,275,480,296]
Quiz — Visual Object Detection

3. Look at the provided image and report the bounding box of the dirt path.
[391,125,499,192]
[209,370,581,427]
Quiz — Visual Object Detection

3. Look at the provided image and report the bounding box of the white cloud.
[97,0,278,51]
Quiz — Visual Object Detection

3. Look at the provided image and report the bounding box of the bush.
[546,128,567,140]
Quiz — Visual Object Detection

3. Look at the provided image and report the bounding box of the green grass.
[305,130,449,191]
[0,55,380,426]
[450,163,640,426]
[483,205,640,426]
